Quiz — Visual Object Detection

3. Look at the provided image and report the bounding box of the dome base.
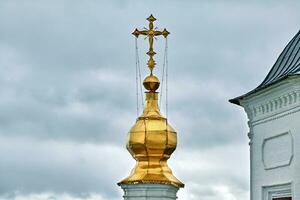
[120,183,179,200]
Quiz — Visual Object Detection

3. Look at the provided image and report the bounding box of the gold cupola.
[118,15,184,188]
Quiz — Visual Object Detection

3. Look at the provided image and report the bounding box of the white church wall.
[240,77,300,200]
[120,184,179,200]
[251,113,297,200]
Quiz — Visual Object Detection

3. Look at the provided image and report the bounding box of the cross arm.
[154,29,170,38]
[132,28,148,38]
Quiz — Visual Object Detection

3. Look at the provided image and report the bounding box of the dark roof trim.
[229,74,299,105]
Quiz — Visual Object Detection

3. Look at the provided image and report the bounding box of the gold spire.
[118,15,184,188]
[132,14,170,75]
[132,14,170,93]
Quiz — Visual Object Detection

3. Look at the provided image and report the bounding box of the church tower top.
[132,14,170,93]
[118,15,184,188]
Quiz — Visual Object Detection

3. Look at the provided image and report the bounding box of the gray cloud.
[0,136,129,199]
[0,0,299,199]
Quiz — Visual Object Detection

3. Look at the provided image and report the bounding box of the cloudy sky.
[0,1,300,200]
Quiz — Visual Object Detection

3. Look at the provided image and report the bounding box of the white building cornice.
[240,76,300,127]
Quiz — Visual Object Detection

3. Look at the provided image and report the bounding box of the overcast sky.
[0,1,300,200]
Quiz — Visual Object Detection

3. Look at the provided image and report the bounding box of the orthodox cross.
[132,14,170,75]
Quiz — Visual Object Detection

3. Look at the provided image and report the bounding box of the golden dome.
[118,91,184,188]
[118,15,183,188]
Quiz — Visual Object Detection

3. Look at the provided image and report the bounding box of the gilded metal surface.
[143,75,160,92]
[119,15,183,188]
[132,14,170,74]
[118,92,184,188]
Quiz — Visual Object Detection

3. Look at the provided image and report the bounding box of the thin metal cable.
[136,38,144,110]
[135,38,139,117]
[165,38,169,119]
[160,38,167,107]
[165,38,169,152]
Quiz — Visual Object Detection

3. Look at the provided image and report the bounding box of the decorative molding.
[251,106,300,127]
[248,120,254,145]
[262,182,292,200]
[240,77,300,124]
[262,131,294,170]
[245,90,300,122]
[120,184,179,200]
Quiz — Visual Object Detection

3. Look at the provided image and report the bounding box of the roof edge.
[229,74,300,107]
[228,98,241,105]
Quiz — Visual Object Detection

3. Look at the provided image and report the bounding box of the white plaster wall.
[120,184,179,200]
[251,111,298,200]
[240,77,300,200]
